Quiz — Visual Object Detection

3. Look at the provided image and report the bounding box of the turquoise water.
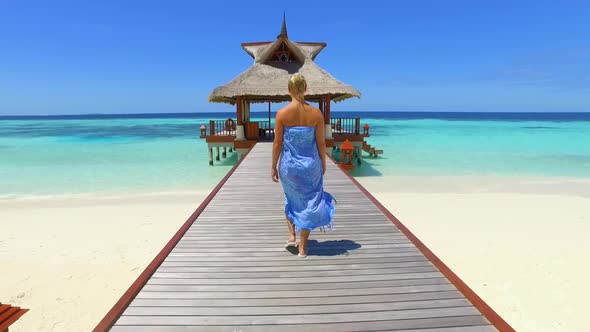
[0,118,234,197]
[1,113,589,197]
[354,118,590,178]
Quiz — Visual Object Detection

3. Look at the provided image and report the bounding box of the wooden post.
[208,147,213,165]
[209,120,215,136]
[236,97,243,126]
[223,147,227,158]
[324,95,331,125]
[245,100,250,123]
[355,117,360,135]
[216,146,220,161]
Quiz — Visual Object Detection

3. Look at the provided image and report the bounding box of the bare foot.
[287,235,296,244]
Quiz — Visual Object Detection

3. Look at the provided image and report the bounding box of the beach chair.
[0,303,28,332]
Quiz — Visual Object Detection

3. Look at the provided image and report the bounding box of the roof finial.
[278,12,288,39]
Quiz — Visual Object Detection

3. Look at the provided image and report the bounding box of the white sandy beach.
[0,191,209,332]
[357,175,590,332]
[1,176,589,331]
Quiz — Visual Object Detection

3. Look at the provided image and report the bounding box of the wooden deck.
[96,142,513,332]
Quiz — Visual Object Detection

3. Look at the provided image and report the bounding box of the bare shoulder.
[309,105,323,124]
[275,106,288,122]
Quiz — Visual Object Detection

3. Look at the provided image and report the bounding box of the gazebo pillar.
[324,95,333,154]
[235,97,246,140]
[324,95,332,137]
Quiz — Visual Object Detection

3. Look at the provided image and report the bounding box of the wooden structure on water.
[200,15,382,165]
[95,142,514,332]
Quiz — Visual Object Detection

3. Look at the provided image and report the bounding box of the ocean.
[1,112,589,197]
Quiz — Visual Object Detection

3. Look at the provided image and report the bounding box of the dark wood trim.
[292,41,327,46]
[325,139,334,148]
[236,97,243,126]
[325,95,331,125]
[234,140,257,149]
[205,136,235,143]
[326,154,516,332]
[241,41,273,46]
[93,145,256,332]
[0,306,28,332]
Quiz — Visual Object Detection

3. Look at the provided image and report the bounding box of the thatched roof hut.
[208,15,361,104]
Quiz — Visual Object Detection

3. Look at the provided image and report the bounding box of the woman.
[271,73,336,258]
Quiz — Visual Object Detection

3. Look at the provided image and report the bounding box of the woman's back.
[279,102,322,128]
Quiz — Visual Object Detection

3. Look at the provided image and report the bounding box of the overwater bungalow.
[200,15,382,165]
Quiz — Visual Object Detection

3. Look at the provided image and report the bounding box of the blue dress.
[279,126,336,233]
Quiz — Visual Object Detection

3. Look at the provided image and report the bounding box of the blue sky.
[0,0,588,115]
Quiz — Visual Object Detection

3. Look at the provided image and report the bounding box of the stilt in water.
[222,147,227,159]
[208,147,213,165]
[216,146,220,161]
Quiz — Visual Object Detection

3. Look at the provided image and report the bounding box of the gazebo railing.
[255,121,274,141]
[208,119,236,136]
[201,117,362,138]
[331,117,360,135]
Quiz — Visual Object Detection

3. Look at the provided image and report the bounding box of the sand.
[1,175,589,331]
[356,176,590,332]
[0,191,208,332]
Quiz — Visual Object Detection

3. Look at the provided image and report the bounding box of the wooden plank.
[115,306,481,325]
[172,243,415,252]
[157,260,433,272]
[152,266,438,279]
[111,316,491,331]
[175,237,412,246]
[129,290,464,307]
[145,274,447,287]
[137,283,457,298]
[164,251,424,261]
[124,298,472,316]
[158,256,431,267]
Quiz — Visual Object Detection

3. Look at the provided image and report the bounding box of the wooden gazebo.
[201,15,380,165]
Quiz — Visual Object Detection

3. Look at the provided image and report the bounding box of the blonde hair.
[288,73,307,95]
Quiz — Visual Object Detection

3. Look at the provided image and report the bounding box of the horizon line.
[2,110,590,118]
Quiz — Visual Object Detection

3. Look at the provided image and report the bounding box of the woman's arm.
[271,110,284,182]
[315,110,327,174]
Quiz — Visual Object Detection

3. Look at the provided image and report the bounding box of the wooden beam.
[205,136,235,143]
[325,95,331,125]
[236,97,243,126]
[234,140,257,149]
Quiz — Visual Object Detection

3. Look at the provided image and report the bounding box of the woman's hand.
[271,167,279,183]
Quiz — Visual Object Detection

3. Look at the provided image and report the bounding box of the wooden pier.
[95,143,513,332]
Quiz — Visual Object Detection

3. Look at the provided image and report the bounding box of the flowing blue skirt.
[279,126,336,233]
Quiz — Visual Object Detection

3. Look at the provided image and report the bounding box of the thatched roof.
[208,16,361,104]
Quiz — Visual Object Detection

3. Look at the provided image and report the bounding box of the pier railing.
[200,117,362,139]
[331,117,361,135]
[207,119,236,137]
